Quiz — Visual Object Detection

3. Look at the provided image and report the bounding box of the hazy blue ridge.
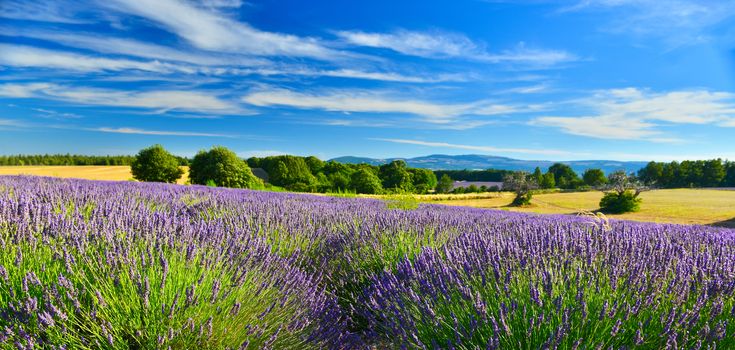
[331,154,649,174]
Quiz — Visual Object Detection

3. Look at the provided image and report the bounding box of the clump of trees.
[503,171,537,206]
[190,146,263,189]
[638,159,735,188]
[247,157,437,195]
[131,145,184,183]
[599,171,646,214]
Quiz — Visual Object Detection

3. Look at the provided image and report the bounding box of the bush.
[189,146,263,189]
[130,144,184,183]
[599,190,641,213]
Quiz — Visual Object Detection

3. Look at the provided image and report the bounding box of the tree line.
[637,159,735,188]
[5,149,735,191]
[129,145,438,194]
[0,154,139,166]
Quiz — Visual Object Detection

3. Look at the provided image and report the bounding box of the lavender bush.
[0,175,734,349]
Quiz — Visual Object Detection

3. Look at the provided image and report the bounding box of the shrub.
[189,146,263,189]
[503,171,537,206]
[599,190,641,213]
[130,144,184,183]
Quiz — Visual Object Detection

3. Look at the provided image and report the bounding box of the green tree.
[379,160,413,192]
[304,156,325,175]
[189,146,263,189]
[548,163,580,189]
[725,162,735,187]
[599,170,646,213]
[130,144,184,183]
[540,172,556,189]
[436,174,454,194]
[702,159,725,187]
[261,155,318,191]
[582,168,607,187]
[503,172,538,206]
[410,168,438,194]
[532,167,544,185]
[637,161,663,186]
[350,168,383,194]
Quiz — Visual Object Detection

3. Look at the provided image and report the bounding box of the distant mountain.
[330,154,649,174]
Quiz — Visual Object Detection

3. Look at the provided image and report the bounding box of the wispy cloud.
[242,88,536,125]
[371,138,576,156]
[561,0,735,46]
[88,127,234,137]
[5,29,456,83]
[0,44,187,73]
[0,83,246,115]
[0,0,90,24]
[6,29,268,67]
[105,0,349,60]
[336,29,577,66]
[533,88,735,141]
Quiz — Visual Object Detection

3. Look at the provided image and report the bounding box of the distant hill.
[330,154,649,174]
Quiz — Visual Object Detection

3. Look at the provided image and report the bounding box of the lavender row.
[0,176,734,349]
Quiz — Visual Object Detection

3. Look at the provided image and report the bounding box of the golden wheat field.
[0,166,190,185]
[424,189,735,227]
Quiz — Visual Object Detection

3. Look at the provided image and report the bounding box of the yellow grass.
[0,166,189,185]
[428,189,735,227]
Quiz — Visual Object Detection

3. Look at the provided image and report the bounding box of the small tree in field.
[189,146,263,189]
[598,170,647,213]
[503,171,538,206]
[435,174,454,194]
[131,144,184,183]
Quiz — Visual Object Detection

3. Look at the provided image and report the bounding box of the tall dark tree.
[436,174,454,194]
[131,145,184,183]
[637,161,663,186]
[582,168,607,187]
[548,163,580,189]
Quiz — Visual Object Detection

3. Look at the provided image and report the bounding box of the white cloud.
[371,138,576,156]
[242,88,533,124]
[0,44,186,73]
[7,30,268,67]
[0,83,245,115]
[105,0,348,60]
[243,88,467,121]
[562,0,735,46]
[336,29,577,66]
[90,127,234,137]
[0,0,89,24]
[533,88,735,141]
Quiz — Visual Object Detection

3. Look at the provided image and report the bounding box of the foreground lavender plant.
[0,175,734,349]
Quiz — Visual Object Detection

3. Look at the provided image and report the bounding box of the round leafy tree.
[350,168,383,194]
[189,146,263,189]
[131,144,184,183]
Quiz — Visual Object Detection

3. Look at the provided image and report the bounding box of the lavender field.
[1,176,734,349]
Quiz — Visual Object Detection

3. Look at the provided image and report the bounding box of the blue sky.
[1,0,735,161]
